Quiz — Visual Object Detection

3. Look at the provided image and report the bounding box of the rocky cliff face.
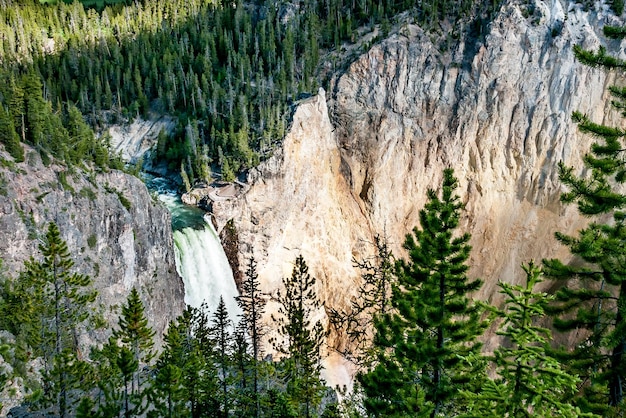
[330,0,620,303]
[0,147,185,347]
[213,0,625,385]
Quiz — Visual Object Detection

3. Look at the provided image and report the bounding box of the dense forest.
[2,153,626,417]
[0,0,503,184]
[2,0,626,417]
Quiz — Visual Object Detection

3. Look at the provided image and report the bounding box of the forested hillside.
[7,0,626,417]
[0,0,503,184]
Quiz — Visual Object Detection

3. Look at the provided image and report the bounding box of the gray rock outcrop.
[212,0,626,386]
[0,147,185,348]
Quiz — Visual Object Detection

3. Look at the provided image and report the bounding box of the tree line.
[1,0,504,185]
[0,223,330,417]
[0,69,123,169]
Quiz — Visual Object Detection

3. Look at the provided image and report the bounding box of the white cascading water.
[148,177,241,320]
[171,219,241,317]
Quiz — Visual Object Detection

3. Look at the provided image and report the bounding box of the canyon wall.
[213,0,626,384]
[0,147,185,347]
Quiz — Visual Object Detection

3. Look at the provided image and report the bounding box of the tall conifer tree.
[5,223,98,417]
[211,296,233,418]
[236,256,266,417]
[271,255,326,418]
[542,25,626,415]
[463,262,593,418]
[359,169,487,417]
[111,287,155,416]
[0,106,24,162]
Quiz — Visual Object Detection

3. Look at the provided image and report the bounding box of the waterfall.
[148,177,241,321]
[172,221,241,318]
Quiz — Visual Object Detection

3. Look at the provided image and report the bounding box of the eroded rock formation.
[0,146,185,348]
[212,0,626,385]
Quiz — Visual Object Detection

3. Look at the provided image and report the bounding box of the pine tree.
[231,319,253,416]
[7,75,26,143]
[1,223,98,417]
[463,262,595,418]
[329,234,394,368]
[270,255,326,418]
[148,363,186,418]
[359,169,487,417]
[235,256,266,417]
[38,223,97,417]
[116,345,139,417]
[154,306,221,418]
[211,296,233,418]
[0,105,24,162]
[542,28,626,415]
[112,287,155,416]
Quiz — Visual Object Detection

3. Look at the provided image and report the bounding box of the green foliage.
[117,193,132,211]
[210,296,234,417]
[87,234,97,249]
[180,162,192,193]
[0,106,24,162]
[359,169,488,417]
[236,256,267,417]
[544,30,626,414]
[271,255,326,418]
[611,0,625,16]
[148,363,187,418]
[57,171,75,193]
[462,262,595,418]
[0,173,7,197]
[79,187,97,201]
[0,223,98,417]
[0,0,502,182]
[115,288,155,368]
[573,45,626,69]
[104,184,132,210]
[97,288,155,417]
[0,70,118,170]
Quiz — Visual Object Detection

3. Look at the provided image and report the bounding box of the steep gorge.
[212,0,626,383]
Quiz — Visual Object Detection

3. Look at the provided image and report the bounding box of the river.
[145,176,241,321]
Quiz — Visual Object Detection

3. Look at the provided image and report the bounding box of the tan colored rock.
[213,1,626,386]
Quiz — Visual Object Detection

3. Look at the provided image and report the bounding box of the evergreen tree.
[117,346,139,417]
[211,296,233,418]
[65,103,96,166]
[235,256,266,417]
[111,288,155,416]
[231,319,253,416]
[542,28,626,415]
[359,169,487,417]
[260,388,298,418]
[0,223,98,417]
[149,363,187,418]
[0,105,24,162]
[153,306,221,418]
[270,255,326,418]
[463,262,594,418]
[36,223,97,417]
